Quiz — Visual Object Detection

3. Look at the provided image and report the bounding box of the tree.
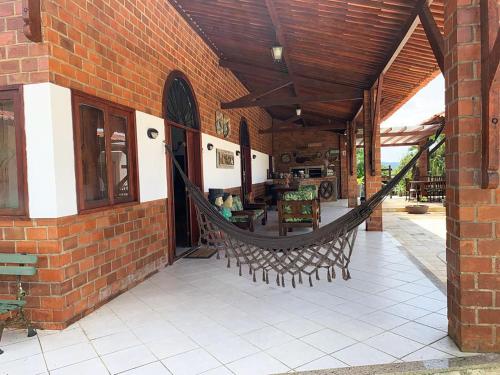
[356,148,364,184]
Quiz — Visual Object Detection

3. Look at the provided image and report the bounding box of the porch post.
[363,89,383,231]
[445,0,500,352]
[417,139,429,177]
[339,134,349,199]
[347,121,359,207]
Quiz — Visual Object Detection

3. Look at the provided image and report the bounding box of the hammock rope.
[166,122,444,287]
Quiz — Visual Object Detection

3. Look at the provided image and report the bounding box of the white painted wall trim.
[135,111,168,202]
[24,83,78,218]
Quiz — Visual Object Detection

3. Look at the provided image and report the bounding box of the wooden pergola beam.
[480,0,500,188]
[418,3,444,73]
[221,93,362,109]
[381,130,438,137]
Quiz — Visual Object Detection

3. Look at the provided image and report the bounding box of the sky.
[380,74,444,163]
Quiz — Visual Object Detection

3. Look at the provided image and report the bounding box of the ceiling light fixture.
[296,107,302,117]
[271,45,283,63]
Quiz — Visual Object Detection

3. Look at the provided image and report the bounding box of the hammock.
[166,122,444,287]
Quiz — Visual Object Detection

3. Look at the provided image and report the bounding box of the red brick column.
[363,90,383,231]
[445,0,500,352]
[339,135,349,199]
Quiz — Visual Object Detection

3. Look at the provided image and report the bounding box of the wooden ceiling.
[169,0,443,130]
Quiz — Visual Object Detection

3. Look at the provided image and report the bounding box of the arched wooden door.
[163,71,203,262]
[240,119,252,201]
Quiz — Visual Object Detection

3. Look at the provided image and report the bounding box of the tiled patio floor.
[0,202,475,375]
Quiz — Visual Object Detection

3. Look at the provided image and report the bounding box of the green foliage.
[429,135,445,176]
[356,149,364,181]
[392,146,417,195]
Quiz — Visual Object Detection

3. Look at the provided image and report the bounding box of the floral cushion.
[231,195,244,211]
[230,215,250,223]
[298,185,318,199]
[282,189,314,223]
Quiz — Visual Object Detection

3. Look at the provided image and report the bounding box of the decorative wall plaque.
[280,153,291,163]
[215,111,230,138]
[216,149,235,169]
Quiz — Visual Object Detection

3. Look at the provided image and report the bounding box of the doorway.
[240,119,252,201]
[164,72,203,262]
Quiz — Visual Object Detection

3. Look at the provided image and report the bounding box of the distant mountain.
[382,161,399,170]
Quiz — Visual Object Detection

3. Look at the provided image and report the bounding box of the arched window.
[166,76,199,129]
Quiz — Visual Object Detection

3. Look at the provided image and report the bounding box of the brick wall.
[41,0,272,154]
[444,0,500,352]
[273,130,341,174]
[1,0,275,327]
[0,200,167,329]
[0,0,49,85]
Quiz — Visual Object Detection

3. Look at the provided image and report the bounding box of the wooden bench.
[0,253,38,355]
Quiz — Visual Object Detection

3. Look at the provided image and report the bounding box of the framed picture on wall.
[216,149,235,169]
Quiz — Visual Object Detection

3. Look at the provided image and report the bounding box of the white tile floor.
[0,202,476,375]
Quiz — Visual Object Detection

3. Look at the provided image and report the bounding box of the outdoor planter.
[405,204,429,214]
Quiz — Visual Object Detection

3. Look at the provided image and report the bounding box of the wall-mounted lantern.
[236,150,241,156]
[207,143,214,151]
[147,128,159,139]
[252,154,257,160]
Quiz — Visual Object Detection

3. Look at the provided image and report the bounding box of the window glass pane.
[0,99,19,210]
[80,105,108,204]
[110,115,130,199]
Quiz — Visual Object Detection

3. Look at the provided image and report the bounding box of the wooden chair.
[277,191,320,236]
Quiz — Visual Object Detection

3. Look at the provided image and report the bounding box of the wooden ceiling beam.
[221,79,293,109]
[259,123,346,134]
[418,3,444,73]
[221,93,362,109]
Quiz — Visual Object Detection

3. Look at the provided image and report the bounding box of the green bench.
[0,253,38,355]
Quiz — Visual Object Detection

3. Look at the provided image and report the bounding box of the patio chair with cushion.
[298,185,321,222]
[229,195,266,232]
[277,189,320,236]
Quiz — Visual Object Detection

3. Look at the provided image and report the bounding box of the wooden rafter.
[259,123,344,134]
[418,3,444,73]
[221,93,362,109]
[370,75,383,176]
[480,0,500,189]
[220,79,293,109]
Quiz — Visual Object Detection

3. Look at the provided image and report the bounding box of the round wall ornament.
[215,111,230,138]
[280,153,291,163]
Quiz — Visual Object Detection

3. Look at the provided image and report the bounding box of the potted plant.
[405,196,429,214]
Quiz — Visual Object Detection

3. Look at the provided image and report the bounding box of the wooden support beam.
[381,130,438,137]
[219,59,364,91]
[480,0,500,188]
[22,0,42,42]
[221,93,362,109]
[371,74,383,176]
[419,3,444,73]
[220,80,293,109]
[348,121,357,176]
[429,137,446,156]
[259,123,345,134]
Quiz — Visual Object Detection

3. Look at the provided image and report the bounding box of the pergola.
[356,113,446,147]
